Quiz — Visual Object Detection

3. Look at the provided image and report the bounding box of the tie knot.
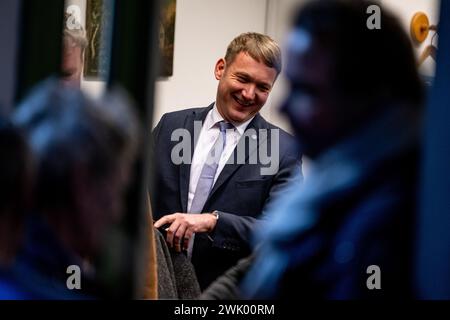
[218,121,233,133]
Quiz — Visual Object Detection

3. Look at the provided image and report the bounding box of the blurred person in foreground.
[242,0,424,299]
[12,80,139,298]
[0,118,33,299]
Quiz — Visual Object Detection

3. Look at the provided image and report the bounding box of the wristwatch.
[210,210,219,220]
[207,210,219,242]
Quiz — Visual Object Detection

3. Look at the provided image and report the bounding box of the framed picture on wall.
[159,0,176,77]
[84,0,113,79]
[84,0,175,79]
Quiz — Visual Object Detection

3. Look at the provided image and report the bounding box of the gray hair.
[13,79,140,211]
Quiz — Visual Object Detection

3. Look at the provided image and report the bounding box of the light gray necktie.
[187,120,234,258]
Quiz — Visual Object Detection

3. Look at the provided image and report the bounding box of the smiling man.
[151,32,302,290]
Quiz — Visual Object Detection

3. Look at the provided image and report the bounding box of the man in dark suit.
[152,32,302,290]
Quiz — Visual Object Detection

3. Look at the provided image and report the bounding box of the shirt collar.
[206,103,255,136]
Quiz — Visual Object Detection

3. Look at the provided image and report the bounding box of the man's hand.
[154,213,218,252]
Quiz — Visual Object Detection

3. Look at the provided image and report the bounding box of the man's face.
[61,42,83,88]
[281,28,341,157]
[214,51,277,123]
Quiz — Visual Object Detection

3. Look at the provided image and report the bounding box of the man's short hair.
[225,32,282,76]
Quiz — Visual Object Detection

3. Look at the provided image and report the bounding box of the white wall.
[153,0,302,131]
[381,0,441,77]
[154,0,267,127]
[154,0,442,128]
[79,0,442,128]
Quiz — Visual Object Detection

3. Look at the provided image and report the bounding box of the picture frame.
[84,0,176,79]
[159,0,176,77]
[84,0,112,79]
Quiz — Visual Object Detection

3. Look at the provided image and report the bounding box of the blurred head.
[215,32,281,123]
[0,118,32,265]
[61,27,88,88]
[14,80,140,259]
[281,0,424,157]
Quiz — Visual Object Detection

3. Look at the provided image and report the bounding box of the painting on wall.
[84,0,113,79]
[159,0,177,77]
[83,0,176,79]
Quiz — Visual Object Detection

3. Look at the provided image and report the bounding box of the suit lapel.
[179,104,214,212]
[207,114,269,200]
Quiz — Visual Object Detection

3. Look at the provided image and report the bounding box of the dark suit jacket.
[150,104,302,289]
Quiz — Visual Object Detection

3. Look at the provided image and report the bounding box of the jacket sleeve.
[209,147,303,253]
